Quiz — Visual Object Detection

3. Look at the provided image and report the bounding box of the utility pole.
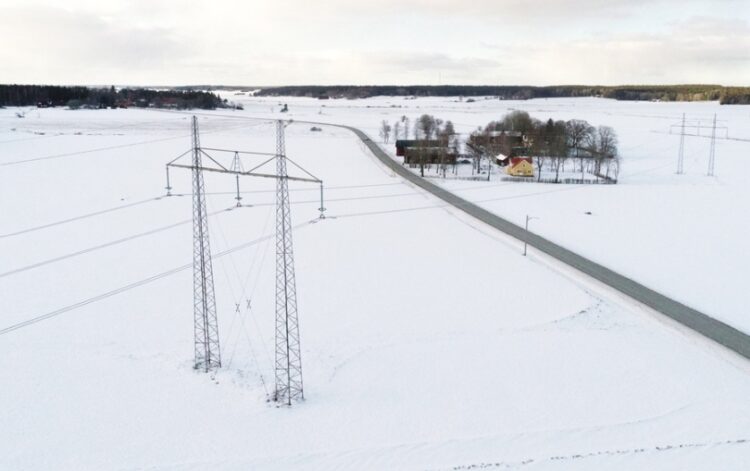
[191,116,221,372]
[707,113,717,176]
[677,113,685,175]
[273,120,304,405]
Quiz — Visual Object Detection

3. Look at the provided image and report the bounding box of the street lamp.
[523,214,538,256]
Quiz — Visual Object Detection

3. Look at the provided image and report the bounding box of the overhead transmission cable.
[0,220,315,337]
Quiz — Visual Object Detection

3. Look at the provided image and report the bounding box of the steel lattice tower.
[191,116,222,372]
[273,120,304,405]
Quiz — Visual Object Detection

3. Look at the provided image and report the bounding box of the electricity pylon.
[273,120,304,405]
[707,114,717,176]
[191,116,222,372]
[166,118,322,396]
[670,114,727,177]
[676,113,685,174]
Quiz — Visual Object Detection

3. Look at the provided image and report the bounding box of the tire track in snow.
[444,437,750,470]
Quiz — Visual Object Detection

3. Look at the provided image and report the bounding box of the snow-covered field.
[229,95,750,334]
[1,100,750,470]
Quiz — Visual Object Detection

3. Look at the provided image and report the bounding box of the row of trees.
[0,85,227,109]
[720,88,750,105]
[380,114,458,177]
[258,84,750,105]
[380,114,456,144]
[531,122,620,183]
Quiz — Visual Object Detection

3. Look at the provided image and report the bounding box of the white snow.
[232,94,750,334]
[1,99,749,470]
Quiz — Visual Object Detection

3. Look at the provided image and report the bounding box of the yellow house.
[506,157,534,177]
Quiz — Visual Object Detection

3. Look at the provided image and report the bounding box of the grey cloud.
[514,17,750,84]
[279,0,742,21]
[0,6,187,75]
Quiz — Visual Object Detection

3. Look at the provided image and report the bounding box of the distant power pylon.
[190,116,222,372]
[676,113,686,174]
[707,114,717,176]
[669,113,727,176]
[273,120,304,405]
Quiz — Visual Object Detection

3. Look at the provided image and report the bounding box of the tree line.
[0,85,227,109]
[257,84,749,104]
[473,111,621,183]
[381,114,458,177]
[719,88,750,105]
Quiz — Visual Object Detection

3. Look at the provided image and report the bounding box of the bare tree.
[379,120,392,143]
[436,120,455,178]
[402,116,410,140]
[393,121,401,141]
[534,155,546,182]
[595,125,618,177]
[413,120,422,140]
[466,142,482,176]
[417,114,437,140]
[501,110,535,134]
[442,120,455,138]
[415,114,437,177]
[610,155,621,182]
[566,119,594,180]
[551,155,567,183]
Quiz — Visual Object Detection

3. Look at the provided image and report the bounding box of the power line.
[0,181,581,280]
[0,196,165,239]
[0,135,190,167]
[0,121,250,167]
[0,205,239,279]
[0,116,189,145]
[0,183,410,240]
[0,220,313,337]
[0,179,617,337]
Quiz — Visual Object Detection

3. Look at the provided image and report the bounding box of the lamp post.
[523,214,538,256]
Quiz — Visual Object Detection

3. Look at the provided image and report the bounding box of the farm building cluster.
[387,111,620,183]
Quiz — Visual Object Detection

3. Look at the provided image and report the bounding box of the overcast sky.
[1,0,748,86]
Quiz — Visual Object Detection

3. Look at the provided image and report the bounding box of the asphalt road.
[338,124,750,361]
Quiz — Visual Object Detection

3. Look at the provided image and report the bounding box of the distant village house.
[506,157,534,177]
